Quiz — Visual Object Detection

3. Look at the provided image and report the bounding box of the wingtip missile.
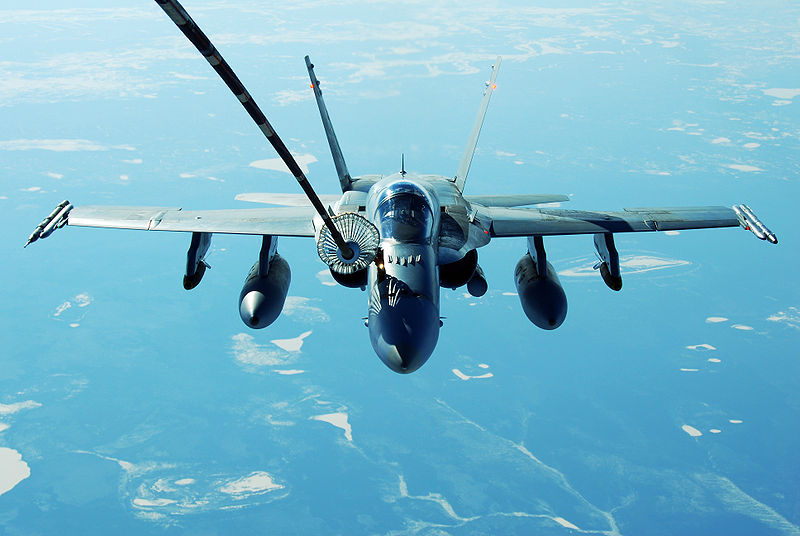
[25,200,72,247]
[732,204,777,244]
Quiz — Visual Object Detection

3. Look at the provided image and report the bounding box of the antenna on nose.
[401,153,406,176]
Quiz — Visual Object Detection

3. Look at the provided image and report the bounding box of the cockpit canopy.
[371,181,437,244]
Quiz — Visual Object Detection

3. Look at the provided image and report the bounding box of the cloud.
[0,139,134,152]
[315,270,337,287]
[249,154,317,175]
[0,400,42,415]
[231,333,294,368]
[273,89,313,107]
[0,7,155,25]
[282,297,330,323]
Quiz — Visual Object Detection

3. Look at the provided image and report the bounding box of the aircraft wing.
[64,205,317,237]
[481,205,746,237]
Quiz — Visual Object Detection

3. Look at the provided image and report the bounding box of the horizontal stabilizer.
[465,194,569,207]
[235,192,341,206]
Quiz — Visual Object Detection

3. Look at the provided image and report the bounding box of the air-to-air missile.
[733,204,778,244]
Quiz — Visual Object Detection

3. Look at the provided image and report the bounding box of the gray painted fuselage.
[326,173,491,372]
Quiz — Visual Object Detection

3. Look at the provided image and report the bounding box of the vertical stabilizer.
[305,56,352,192]
[453,57,501,193]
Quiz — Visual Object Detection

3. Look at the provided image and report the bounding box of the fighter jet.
[26,0,777,373]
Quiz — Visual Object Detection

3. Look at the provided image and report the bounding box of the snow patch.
[54,301,72,317]
[271,330,312,352]
[452,369,494,381]
[274,369,305,375]
[560,254,689,277]
[686,343,716,351]
[762,88,800,100]
[74,293,92,307]
[310,412,352,441]
[682,425,702,437]
[554,517,580,530]
[134,498,176,507]
[726,164,763,172]
[767,307,800,329]
[0,448,30,496]
[219,471,283,496]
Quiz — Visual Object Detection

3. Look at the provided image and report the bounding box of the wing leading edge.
[482,205,746,237]
[65,205,316,237]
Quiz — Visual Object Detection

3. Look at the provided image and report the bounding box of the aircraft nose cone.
[381,344,428,374]
[369,293,440,374]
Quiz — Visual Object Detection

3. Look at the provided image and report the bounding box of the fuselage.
[365,177,441,372]
[317,172,492,373]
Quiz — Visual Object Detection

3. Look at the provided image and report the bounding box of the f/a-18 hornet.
[27,0,777,373]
